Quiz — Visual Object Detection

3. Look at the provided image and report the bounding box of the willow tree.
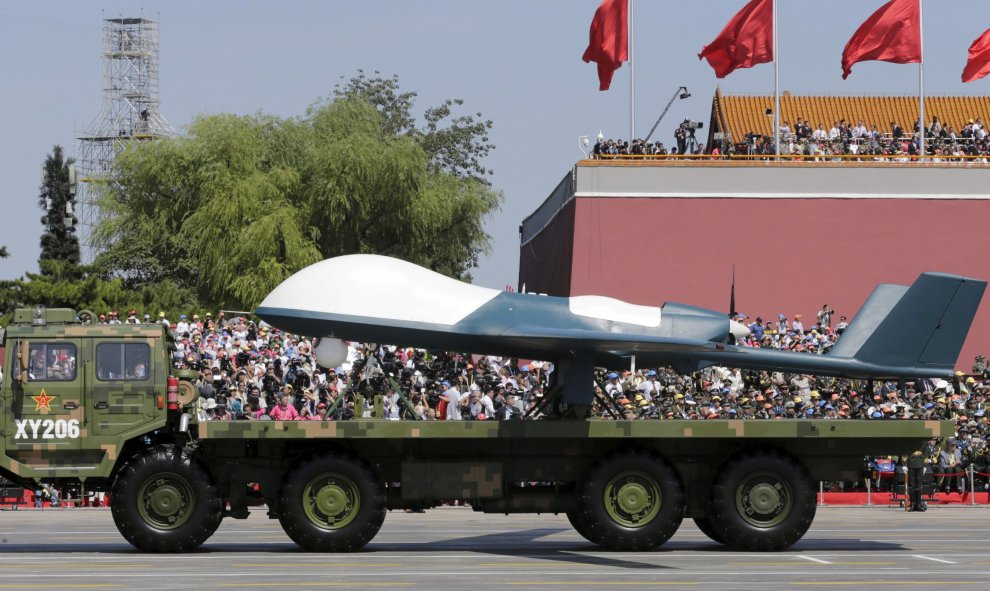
[95,78,501,310]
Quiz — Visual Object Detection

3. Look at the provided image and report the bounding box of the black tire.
[278,454,385,552]
[709,451,816,551]
[693,516,725,545]
[110,444,222,552]
[575,451,685,551]
[566,510,597,544]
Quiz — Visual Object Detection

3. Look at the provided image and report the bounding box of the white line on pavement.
[798,556,832,564]
[912,555,957,564]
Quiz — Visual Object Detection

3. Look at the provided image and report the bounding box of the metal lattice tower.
[76,17,175,261]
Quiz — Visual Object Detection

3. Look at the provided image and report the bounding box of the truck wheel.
[693,516,725,545]
[278,455,385,552]
[576,452,684,551]
[709,451,816,551]
[566,510,596,544]
[110,445,222,552]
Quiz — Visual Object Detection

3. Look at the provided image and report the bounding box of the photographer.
[674,125,686,155]
[817,305,835,329]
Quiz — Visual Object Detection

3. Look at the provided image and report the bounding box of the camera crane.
[644,86,690,143]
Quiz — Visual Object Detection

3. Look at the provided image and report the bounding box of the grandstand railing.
[583,153,990,167]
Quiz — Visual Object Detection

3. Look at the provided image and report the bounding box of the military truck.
[0,306,953,553]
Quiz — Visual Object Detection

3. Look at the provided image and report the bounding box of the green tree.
[333,70,495,184]
[95,77,501,311]
[39,146,81,267]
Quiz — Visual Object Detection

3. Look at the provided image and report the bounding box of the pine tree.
[39,146,80,268]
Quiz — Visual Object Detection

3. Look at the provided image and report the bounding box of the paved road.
[0,506,987,590]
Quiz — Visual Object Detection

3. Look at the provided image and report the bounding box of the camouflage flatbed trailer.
[198,418,950,552]
[0,308,953,553]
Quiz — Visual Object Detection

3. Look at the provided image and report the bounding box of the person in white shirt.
[637,370,661,402]
[605,372,623,397]
[444,384,462,420]
[828,122,841,141]
[852,120,867,140]
[812,124,828,142]
[175,315,190,337]
[480,388,496,418]
[791,314,805,334]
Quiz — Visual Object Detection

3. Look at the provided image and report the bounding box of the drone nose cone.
[730,320,751,341]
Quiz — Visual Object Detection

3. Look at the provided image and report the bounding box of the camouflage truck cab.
[0,307,172,484]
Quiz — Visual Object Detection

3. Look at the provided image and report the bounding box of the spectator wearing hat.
[269,393,299,421]
[605,372,623,398]
[125,310,139,324]
[199,398,217,421]
[638,370,661,402]
[936,438,964,492]
[176,315,190,337]
[792,315,805,334]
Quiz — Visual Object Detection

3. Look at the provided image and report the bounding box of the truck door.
[7,339,82,458]
[89,340,159,437]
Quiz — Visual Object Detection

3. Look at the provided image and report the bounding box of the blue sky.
[1,0,989,290]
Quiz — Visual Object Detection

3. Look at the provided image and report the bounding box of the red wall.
[523,197,990,369]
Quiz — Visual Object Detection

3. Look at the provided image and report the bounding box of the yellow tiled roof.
[711,88,990,142]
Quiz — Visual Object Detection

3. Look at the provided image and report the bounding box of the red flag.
[582,0,628,91]
[963,28,990,83]
[698,0,773,79]
[841,0,921,80]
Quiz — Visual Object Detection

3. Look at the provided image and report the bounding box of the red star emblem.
[32,390,55,413]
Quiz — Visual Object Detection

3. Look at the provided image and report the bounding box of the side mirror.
[18,341,29,385]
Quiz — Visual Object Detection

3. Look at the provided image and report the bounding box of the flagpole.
[629,0,635,143]
[773,0,781,161]
[918,0,926,159]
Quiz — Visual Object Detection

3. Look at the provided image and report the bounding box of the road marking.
[47,536,124,541]
[219,584,411,588]
[912,555,956,564]
[798,556,832,564]
[0,565,152,570]
[0,586,123,590]
[506,584,699,587]
[730,562,893,566]
[231,563,402,568]
[792,583,981,587]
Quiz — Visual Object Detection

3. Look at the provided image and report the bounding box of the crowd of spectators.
[83,307,990,492]
[589,115,990,161]
[736,116,990,161]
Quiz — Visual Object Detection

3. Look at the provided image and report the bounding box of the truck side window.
[96,343,151,382]
[16,343,77,382]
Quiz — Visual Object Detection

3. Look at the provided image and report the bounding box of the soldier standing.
[906,451,928,511]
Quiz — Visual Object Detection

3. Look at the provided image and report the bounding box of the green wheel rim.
[735,470,793,528]
[603,469,662,528]
[137,472,196,531]
[302,472,361,530]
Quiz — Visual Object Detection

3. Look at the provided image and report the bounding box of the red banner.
[582,0,628,91]
[963,28,990,83]
[841,0,921,80]
[698,0,774,79]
